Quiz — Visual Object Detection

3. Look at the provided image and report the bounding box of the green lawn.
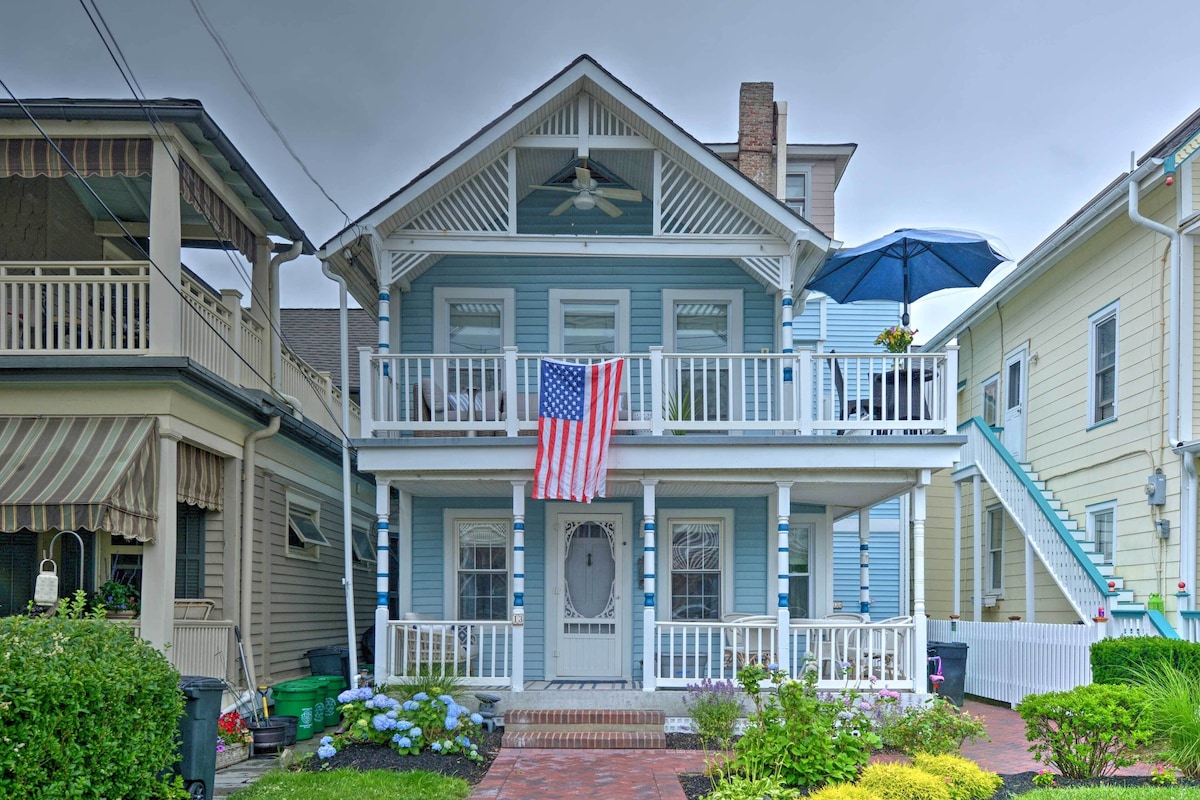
[227,768,470,800]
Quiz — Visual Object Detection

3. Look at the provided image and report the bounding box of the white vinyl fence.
[928,619,1097,707]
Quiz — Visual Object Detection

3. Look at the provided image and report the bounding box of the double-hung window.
[434,288,515,355]
[985,505,1005,596]
[981,374,999,428]
[447,516,510,621]
[549,289,629,355]
[663,290,742,423]
[1087,501,1116,564]
[785,168,808,217]
[787,523,813,618]
[663,510,732,620]
[1089,302,1118,425]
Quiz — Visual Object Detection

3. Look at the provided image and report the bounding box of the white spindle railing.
[1,262,149,352]
[386,620,512,686]
[651,618,914,690]
[362,349,956,438]
[959,419,1115,620]
[181,272,235,377]
[1180,611,1200,642]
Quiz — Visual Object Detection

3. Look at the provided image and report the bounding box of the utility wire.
[71,0,353,440]
[187,0,354,227]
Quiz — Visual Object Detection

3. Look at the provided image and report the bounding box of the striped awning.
[177,442,222,511]
[0,138,154,178]
[0,417,159,542]
[179,158,257,261]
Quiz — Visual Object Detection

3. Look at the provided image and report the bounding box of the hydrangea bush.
[318,686,485,762]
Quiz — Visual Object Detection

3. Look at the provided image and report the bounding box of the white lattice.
[589,97,640,137]
[402,158,509,232]
[530,100,579,136]
[660,158,770,236]
[741,257,784,287]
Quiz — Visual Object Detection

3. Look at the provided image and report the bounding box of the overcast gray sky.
[5,0,1199,340]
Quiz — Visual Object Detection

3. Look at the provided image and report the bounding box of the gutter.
[269,241,305,416]
[321,258,360,686]
[240,413,282,691]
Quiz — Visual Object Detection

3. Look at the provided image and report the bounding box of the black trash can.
[927,641,968,706]
[304,645,351,689]
[178,676,224,800]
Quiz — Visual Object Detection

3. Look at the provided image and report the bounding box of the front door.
[1002,345,1028,460]
[550,509,629,678]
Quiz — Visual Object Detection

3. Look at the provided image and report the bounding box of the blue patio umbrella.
[805,229,1009,326]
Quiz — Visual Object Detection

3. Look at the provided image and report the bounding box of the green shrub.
[1015,682,1152,778]
[0,593,185,799]
[878,696,988,755]
[807,784,884,800]
[912,753,1002,800]
[1130,663,1200,777]
[327,686,484,761]
[732,663,879,788]
[707,775,802,800]
[856,762,952,800]
[684,678,743,750]
[1090,636,1200,685]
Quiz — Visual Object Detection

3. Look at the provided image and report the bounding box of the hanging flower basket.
[216,742,250,770]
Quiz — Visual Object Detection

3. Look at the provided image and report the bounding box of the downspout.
[1128,155,1193,610]
[322,257,359,686]
[270,240,305,414]
[240,413,281,691]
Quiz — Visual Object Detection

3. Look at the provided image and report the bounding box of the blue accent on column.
[379,313,389,322]
[645,573,655,579]
[514,573,524,579]
[777,547,789,553]
[514,592,524,607]
[379,291,390,301]
[782,297,793,307]
[783,367,793,381]
[377,592,387,605]
[377,545,389,552]
[514,522,525,530]
[645,522,655,530]
[645,546,655,552]
[644,592,655,606]
[514,545,525,551]
[860,544,869,551]
[860,586,870,591]
[778,593,788,607]
[860,601,870,613]
[778,574,789,580]
[376,573,388,579]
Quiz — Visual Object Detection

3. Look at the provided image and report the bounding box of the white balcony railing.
[651,618,914,690]
[2,261,359,439]
[385,620,513,686]
[359,347,958,438]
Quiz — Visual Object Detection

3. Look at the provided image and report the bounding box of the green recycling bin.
[272,679,319,741]
[301,677,327,732]
[321,675,347,727]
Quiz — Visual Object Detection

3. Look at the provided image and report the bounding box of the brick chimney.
[737,82,776,194]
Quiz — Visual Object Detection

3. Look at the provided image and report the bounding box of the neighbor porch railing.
[385,619,513,686]
[0,261,358,439]
[126,618,235,681]
[651,618,915,690]
[359,347,957,438]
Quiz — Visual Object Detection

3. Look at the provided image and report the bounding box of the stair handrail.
[959,417,1118,608]
[1145,609,1182,639]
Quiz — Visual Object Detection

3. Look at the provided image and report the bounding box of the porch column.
[952,479,962,617]
[140,428,179,652]
[396,489,412,613]
[148,140,181,354]
[250,238,272,322]
[372,479,391,687]
[858,509,871,618]
[780,287,794,421]
[972,475,983,621]
[511,482,526,692]
[911,472,929,693]
[378,283,391,380]
[641,480,658,692]
[776,482,793,673]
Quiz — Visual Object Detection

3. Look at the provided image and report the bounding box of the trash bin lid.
[304,646,349,657]
[178,675,224,698]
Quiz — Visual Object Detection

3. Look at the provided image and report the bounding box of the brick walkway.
[468,698,1151,800]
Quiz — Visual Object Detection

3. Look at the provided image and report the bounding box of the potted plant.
[875,325,917,353]
[216,711,252,769]
[97,579,139,618]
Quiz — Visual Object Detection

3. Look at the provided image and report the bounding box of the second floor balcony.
[358,347,958,439]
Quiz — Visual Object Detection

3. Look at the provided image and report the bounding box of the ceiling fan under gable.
[530,163,643,217]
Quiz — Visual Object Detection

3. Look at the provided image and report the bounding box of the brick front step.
[501,731,667,749]
[501,709,668,749]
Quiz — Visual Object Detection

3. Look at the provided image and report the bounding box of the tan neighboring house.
[921,107,1200,704]
[0,99,375,689]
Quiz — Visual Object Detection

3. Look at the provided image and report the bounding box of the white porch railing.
[386,620,512,686]
[127,618,235,680]
[651,618,914,690]
[1180,611,1200,642]
[1,261,359,439]
[1,262,150,352]
[359,348,957,438]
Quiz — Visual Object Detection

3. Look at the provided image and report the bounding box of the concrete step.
[502,709,667,749]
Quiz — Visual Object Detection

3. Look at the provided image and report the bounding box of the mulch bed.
[301,728,503,785]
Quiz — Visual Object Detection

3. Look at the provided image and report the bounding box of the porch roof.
[0,416,158,543]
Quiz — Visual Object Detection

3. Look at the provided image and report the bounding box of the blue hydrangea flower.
[319,736,333,746]
[372,714,394,731]
[431,741,443,752]
[410,727,422,738]
[413,692,429,701]
[457,736,469,747]
[396,719,413,731]
[444,716,460,730]
[337,690,354,703]
[317,743,336,759]
[386,709,398,719]
[403,700,419,712]
[470,712,483,725]
[438,694,454,704]
[395,736,412,748]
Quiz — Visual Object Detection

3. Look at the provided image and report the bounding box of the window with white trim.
[662,290,743,423]
[445,515,510,621]
[981,374,999,428]
[549,289,630,355]
[433,288,515,354]
[662,510,733,621]
[1089,302,1118,425]
[784,169,808,217]
[351,522,376,566]
[1087,501,1116,564]
[286,493,328,561]
[986,505,1004,595]
[787,522,813,618]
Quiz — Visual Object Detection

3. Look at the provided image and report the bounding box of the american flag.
[532,358,625,502]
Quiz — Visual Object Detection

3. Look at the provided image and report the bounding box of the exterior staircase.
[501,709,666,749]
[959,419,1126,620]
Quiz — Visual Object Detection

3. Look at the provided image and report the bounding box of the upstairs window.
[982,374,999,428]
[434,288,515,354]
[785,169,808,217]
[1089,302,1118,425]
